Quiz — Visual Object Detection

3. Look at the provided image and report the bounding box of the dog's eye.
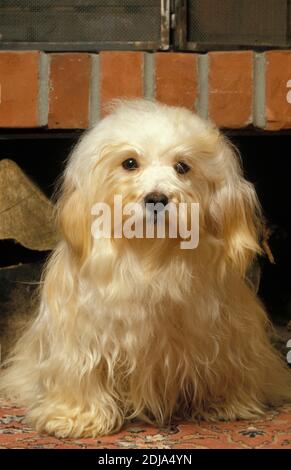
[122,158,139,171]
[174,161,190,175]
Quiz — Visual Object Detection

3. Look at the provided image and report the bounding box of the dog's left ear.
[57,184,91,264]
[206,137,263,276]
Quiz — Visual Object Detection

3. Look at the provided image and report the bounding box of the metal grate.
[0,0,168,50]
[186,0,288,49]
[0,1,289,52]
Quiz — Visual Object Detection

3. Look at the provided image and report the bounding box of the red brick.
[0,51,39,127]
[265,51,291,130]
[100,52,143,115]
[155,53,197,110]
[209,52,253,128]
[48,53,91,129]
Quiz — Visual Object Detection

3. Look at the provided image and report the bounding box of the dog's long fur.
[1,99,291,438]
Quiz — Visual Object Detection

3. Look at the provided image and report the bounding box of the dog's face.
[87,102,224,230]
[59,100,262,275]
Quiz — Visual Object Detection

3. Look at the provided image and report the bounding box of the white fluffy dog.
[1,99,291,438]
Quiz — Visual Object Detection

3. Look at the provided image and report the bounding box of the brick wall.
[1,50,291,130]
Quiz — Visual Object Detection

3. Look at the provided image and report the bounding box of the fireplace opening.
[231,133,291,326]
[0,131,290,326]
[0,133,79,268]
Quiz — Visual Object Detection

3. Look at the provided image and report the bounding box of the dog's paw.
[43,416,77,438]
[29,406,123,438]
[42,412,123,438]
[191,403,264,422]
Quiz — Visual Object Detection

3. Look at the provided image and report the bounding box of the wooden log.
[0,159,58,251]
[0,262,42,360]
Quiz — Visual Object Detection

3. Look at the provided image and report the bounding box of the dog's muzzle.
[144,192,169,212]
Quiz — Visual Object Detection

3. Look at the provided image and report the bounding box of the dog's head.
[57,99,262,275]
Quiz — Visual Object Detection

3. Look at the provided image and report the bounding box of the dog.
[1,99,291,438]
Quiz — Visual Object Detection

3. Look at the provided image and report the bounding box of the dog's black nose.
[144,192,169,210]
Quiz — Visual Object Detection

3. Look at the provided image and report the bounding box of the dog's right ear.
[57,185,91,263]
[206,136,263,276]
